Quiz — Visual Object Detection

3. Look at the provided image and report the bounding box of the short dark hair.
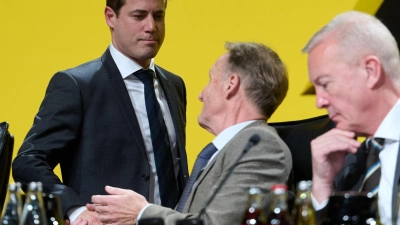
[225,42,288,118]
[106,0,167,16]
[106,0,125,16]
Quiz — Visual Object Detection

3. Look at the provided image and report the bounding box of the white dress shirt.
[375,99,400,225]
[68,44,179,221]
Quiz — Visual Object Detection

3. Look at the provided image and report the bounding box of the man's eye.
[154,14,165,20]
[133,15,145,19]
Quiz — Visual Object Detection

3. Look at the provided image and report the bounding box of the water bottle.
[1,183,23,225]
[19,182,47,225]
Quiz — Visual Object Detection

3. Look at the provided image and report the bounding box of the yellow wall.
[0,0,382,180]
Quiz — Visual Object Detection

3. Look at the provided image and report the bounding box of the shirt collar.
[374,99,400,142]
[212,120,259,150]
[109,43,155,79]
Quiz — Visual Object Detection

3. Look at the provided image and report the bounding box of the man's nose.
[198,91,204,102]
[144,15,156,32]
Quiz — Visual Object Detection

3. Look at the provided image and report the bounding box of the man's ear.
[364,55,383,89]
[224,74,240,99]
[105,6,116,30]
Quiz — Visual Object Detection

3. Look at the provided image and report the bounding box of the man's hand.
[70,210,102,225]
[89,186,149,225]
[70,218,89,225]
[311,128,361,203]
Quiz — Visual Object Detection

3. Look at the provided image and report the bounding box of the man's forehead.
[125,0,166,9]
[308,41,341,69]
[214,54,228,68]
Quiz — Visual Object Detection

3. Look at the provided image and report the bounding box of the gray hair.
[303,11,400,86]
[224,42,288,118]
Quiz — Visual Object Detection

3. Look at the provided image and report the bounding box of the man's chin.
[134,45,160,58]
[335,122,351,131]
[197,116,204,127]
[139,51,158,60]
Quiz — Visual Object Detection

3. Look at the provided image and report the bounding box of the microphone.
[195,134,260,219]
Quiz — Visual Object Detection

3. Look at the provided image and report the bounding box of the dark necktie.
[175,142,218,212]
[135,69,178,209]
[360,138,385,195]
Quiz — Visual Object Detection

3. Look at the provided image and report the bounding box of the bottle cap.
[297,181,308,191]
[271,184,287,190]
[249,187,262,195]
[271,184,287,194]
[297,180,312,191]
[9,183,18,191]
[28,181,43,192]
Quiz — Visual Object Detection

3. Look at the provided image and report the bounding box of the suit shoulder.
[236,121,290,153]
[156,65,183,81]
[47,57,105,87]
[241,121,281,141]
[62,57,103,78]
[219,121,292,173]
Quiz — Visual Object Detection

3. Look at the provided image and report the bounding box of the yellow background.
[0,0,382,181]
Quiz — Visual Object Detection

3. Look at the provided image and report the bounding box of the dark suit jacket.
[141,121,293,225]
[318,140,400,224]
[12,48,189,216]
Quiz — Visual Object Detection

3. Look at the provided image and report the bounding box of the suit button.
[142,174,150,182]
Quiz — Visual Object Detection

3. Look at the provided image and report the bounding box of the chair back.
[0,122,14,213]
[269,115,335,185]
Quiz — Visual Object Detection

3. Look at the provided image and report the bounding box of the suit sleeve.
[12,71,85,214]
[140,127,292,225]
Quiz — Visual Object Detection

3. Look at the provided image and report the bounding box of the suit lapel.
[155,66,187,190]
[182,121,262,212]
[183,155,218,212]
[155,66,183,137]
[101,49,147,153]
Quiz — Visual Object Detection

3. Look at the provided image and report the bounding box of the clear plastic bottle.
[1,183,23,225]
[240,187,267,225]
[19,182,47,225]
[42,194,65,225]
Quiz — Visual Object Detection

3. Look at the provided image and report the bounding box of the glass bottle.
[1,183,23,225]
[42,194,65,225]
[321,192,378,225]
[240,187,267,225]
[292,181,315,225]
[266,184,291,225]
[19,182,47,225]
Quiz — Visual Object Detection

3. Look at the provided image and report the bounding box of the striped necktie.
[135,69,179,208]
[360,138,385,195]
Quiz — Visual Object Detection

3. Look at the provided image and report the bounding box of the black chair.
[269,115,335,185]
[0,122,14,213]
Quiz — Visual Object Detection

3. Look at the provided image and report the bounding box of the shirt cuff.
[67,206,87,222]
[137,204,153,225]
[311,193,329,211]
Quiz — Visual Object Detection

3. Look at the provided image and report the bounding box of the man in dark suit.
[77,42,292,225]
[12,0,188,224]
[303,11,400,225]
